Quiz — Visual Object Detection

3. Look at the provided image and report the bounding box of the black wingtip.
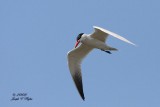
[82,97,85,101]
[72,72,86,101]
[81,94,85,101]
[79,87,85,101]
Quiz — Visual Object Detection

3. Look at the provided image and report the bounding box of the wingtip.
[82,97,85,101]
[133,43,138,47]
[129,42,137,47]
[80,90,85,101]
[81,94,85,101]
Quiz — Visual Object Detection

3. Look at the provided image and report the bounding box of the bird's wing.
[91,26,136,46]
[90,26,109,42]
[67,43,93,100]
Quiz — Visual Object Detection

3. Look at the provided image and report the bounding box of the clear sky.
[0,0,160,107]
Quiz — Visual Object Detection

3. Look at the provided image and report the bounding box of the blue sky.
[0,0,160,107]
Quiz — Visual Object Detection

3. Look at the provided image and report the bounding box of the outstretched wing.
[90,26,108,42]
[91,26,136,46]
[67,44,93,100]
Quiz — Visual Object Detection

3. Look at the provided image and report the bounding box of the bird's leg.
[101,49,112,54]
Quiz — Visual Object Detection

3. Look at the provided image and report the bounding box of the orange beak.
[74,40,80,48]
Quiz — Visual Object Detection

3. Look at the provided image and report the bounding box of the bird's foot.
[105,51,112,54]
[101,49,112,54]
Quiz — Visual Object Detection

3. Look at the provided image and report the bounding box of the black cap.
[76,33,84,41]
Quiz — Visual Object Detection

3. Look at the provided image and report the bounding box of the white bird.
[67,26,136,100]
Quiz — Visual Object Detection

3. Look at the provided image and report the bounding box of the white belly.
[81,37,109,50]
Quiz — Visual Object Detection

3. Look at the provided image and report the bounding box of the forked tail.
[107,45,118,51]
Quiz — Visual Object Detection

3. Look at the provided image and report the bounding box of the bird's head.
[75,33,84,48]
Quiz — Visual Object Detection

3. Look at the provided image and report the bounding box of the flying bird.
[67,26,136,100]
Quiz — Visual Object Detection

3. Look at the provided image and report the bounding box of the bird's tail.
[107,46,118,51]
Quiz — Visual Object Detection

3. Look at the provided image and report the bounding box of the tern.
[67,26,136,100]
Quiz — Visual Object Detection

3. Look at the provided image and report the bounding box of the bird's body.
[80,34,117,51]
[67,26,136,100]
